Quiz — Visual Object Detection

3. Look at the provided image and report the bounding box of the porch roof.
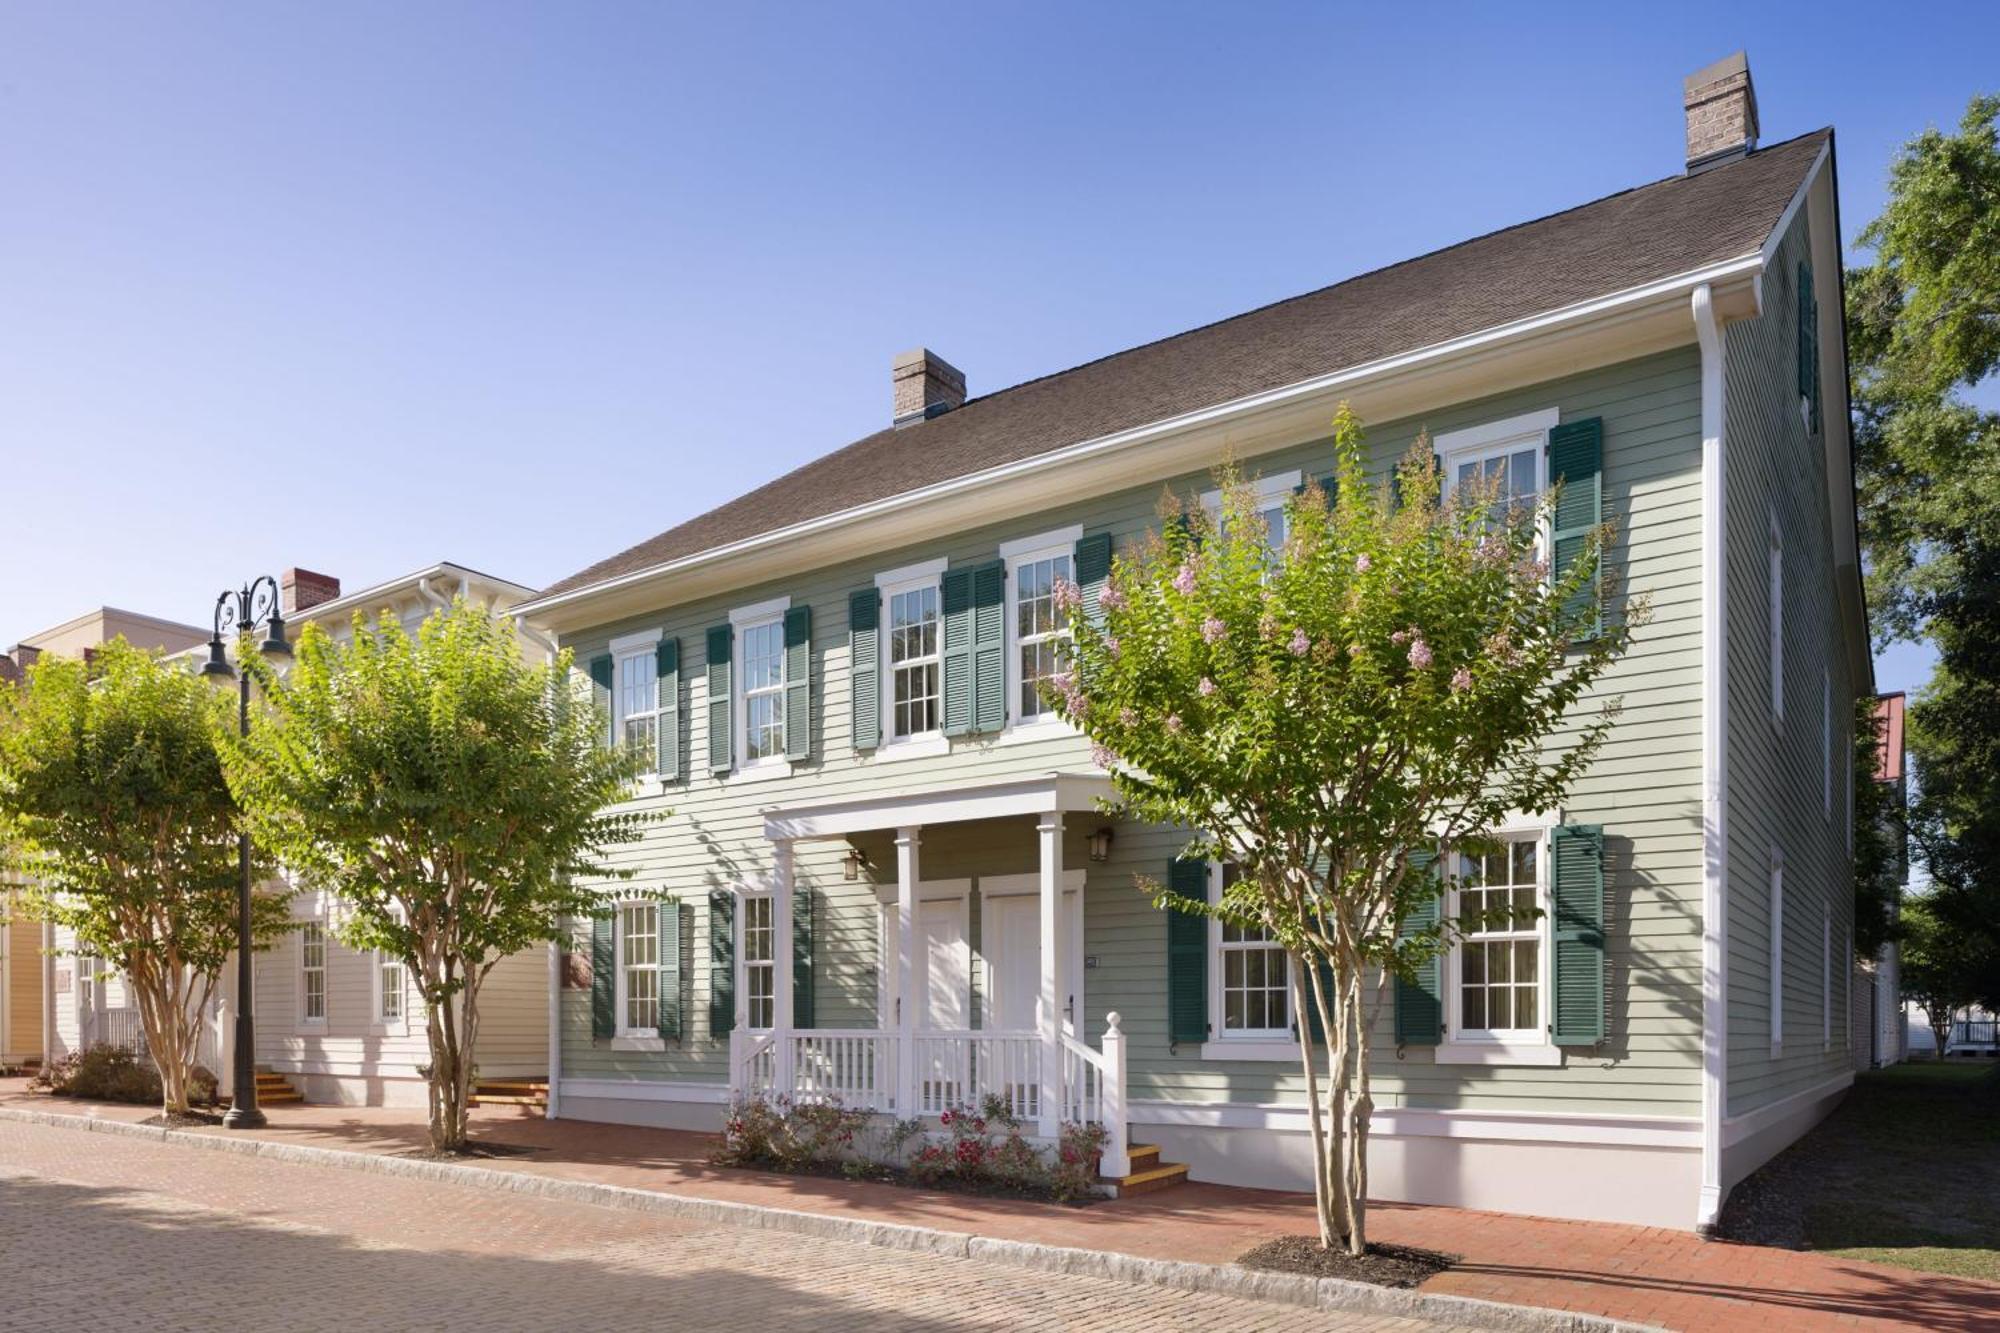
[761,770,1116,841]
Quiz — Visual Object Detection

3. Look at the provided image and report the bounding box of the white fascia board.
[519,252,1768,632]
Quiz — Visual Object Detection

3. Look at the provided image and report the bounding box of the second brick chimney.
[1684,52,1759,173]
[281,568,342,615]
[892,348,966,428]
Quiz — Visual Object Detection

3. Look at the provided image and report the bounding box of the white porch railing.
[727,1014,1129,1179]
[94,1008,145,1054]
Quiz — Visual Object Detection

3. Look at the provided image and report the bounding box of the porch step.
[470,1077,548,1112]
[253,1071,304,1105]
[1100,1143,1190,1197]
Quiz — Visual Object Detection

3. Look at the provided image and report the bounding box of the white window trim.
[1768,513,1784,728]
[1822,671,1833,818]
[1442,825,1555,1055]
[1203,861,1296,1058]
[876,558,948,753]
[610,627,665,777]
[1199,468,1304,517]
[1769,847,1785,1056]
[612,899,666,1048]
[1821,906,1833,1052]
[1436,408,1559,561]
[1001,525,1084,736]
[296,920,328,1032]
[737,887,777,1033]
[372,946,409,1034]
[730,596,792,776]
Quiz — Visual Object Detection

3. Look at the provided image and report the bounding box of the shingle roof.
[543,130,1827,600]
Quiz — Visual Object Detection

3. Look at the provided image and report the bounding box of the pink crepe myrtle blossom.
[1118,707,1138,728]
[1476,534,1508,565]
[1164,713,1184,735]
[1103,634,1122,659]
[1097,582,1127,612]
[1289,628,1311,657]
[1090,742,1117,769]
[1450,666,1474,692]
[1198,677,1217,697]
[1407,639,1433,670]
[1201,617,1227,644]
[1172,561,1198,596]
[1390,629,1408,646]
[1354,553,1372,573]
[1051,579,1082,612]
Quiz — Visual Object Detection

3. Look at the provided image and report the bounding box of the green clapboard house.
[517,53,1867,1230]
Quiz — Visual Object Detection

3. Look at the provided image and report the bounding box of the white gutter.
[1692,282,1731,1231]
[517,251,1767,621]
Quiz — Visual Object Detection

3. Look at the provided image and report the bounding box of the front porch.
[728,772,1133,1177]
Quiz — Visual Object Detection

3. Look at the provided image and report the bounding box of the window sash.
[742,894,775,1030]
[300,923,326,1023]
[1013,553,1072,720]
[1210,863,1291,1038]
[619,902,660,1034]
[379,953,405,1023]
[886,584,941,739]
[1449,834,1546,1040]
[739,620,787,763]
[615,650,661,765]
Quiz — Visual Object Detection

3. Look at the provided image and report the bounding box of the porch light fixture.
[842,846,869,881]
[1088,827,1114,863]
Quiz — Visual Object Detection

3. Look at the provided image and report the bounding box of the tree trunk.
[131,962,191,1116]
[424,978,482,1152]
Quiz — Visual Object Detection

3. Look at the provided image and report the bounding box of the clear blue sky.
[4,3,1992,697]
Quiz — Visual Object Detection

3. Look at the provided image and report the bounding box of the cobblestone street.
[0,1121,1455,1332]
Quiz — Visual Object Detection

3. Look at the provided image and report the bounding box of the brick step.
[252,1071,304,1104]
[470,1077,548,1112]
[469,1094,547,1107]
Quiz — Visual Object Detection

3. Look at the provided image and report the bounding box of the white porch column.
[773,838,796,1097]
[895,827,920,1116]
[1037,813,1063,1138]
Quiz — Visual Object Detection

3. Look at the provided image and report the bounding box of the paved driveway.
[0,1120,1452,1332]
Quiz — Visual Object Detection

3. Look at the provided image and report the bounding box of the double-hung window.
[1437,408,1557,535]
[735,607,788,767]
[741,893,776,1030]
[875,559,946,746]
[1202,470,1303,565]
[378,948,406,1024]
[1214,864,1290,1039]
[1001,528,1081,726]
[608,628,664,773]
[300,921,327,1025]
[1451,838,1544,1039]
[618,901,660,1035]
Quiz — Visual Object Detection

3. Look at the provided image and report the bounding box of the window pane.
[1512,840,1537,881]
[1461,987,1486,1030]
[1488,941,1512,984]
[1487,985,1513,1030]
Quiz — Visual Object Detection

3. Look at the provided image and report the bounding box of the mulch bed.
[1237,1235,1456,1288]
[394,1141,545,1161]
[721,1155,1105,1207]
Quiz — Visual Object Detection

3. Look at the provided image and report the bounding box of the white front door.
[981,878,1083,1034]
[917,898,970,1030]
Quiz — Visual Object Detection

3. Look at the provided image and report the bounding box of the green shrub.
[34,1044,161,1104]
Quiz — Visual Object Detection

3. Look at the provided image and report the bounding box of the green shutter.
[849,588,880,751]
[591,911,615,1039]
[1166,857,1209,1045]
[784,604,812,762]
[655,638,680,781]
[657,900,682,1040]
[1551,824,1607,1046]
[793,887,814,1029]
[971,561,1006,733]
[1394,848,1443,1045]
[1075,532,1112,629]
[1548,417,1604,641]
[705,625,732,775]
[940,567,974,737]
[709,890,736,1036]
[588,654,615,746]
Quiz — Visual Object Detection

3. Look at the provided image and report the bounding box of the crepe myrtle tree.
[221,601,653,1152]
[1048,406,1637,1254]
[0,640,292,1115]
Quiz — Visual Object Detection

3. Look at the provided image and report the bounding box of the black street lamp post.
[202,575,291,1130]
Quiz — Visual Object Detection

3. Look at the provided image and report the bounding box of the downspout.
[546,940,562,1120]
[1693,282,1731,1231]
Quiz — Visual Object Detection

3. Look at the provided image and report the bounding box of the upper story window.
[1213,864,1290,1039]
[1001,527,1081,725]
[729,597,791,770]
[1203,470,1302,562]
[741,892,776,1030]
[1436,409,1557,531]
[300,921,327,1024]
[608,627,664,774]
[618,901,660,1035]
[875,558,947,746]
[1768,514,1785,727]
[1451,836,1545,1039]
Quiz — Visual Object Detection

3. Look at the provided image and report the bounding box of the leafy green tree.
[1847,93,2000,638]
[1053,407,1635,1254]
[221,601,651,1151]
[1899,892,1990,1058]
[1850,697,1905,959]
[0,640,290,1114]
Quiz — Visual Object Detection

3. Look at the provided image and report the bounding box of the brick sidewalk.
[7,1079,1997,1331]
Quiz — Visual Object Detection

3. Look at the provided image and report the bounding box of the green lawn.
[1722,1060,2000,1281]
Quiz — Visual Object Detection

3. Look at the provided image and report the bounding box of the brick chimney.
[892,348,966,428]
[1684,52,1759,173]
[281,568,342,615]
